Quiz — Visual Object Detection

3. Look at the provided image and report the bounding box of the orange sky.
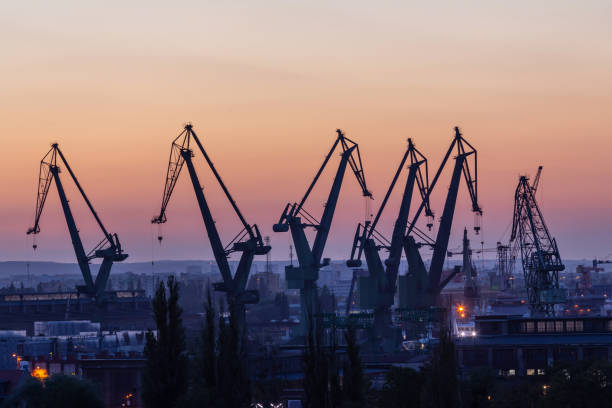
[1,1,611,262]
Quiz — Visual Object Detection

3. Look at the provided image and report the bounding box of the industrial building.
[456,315,612,375]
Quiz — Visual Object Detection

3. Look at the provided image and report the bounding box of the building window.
[575,320,584,332]
[537,369,545,375]
[546,321,555,332]
[508,369,516,376]
[566,321,575,332]
[555,321,564,332]
[525,321,534,333]
[527,369,535,376]
[537,321,546,333]
[608,320,612,332]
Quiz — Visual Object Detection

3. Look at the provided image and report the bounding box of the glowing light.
[32,366,49,381]
[471,331,477,337]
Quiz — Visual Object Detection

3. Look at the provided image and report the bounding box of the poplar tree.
[142,276,188,408]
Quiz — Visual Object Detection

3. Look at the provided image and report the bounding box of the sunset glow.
[1,1,610,262]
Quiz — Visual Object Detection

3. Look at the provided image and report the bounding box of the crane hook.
[474,213,482,235]
[426,215,434,231]
[156,224,163,245]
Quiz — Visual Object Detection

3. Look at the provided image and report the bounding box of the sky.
[0,1,611,264]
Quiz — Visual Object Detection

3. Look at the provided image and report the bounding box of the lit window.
[537,369,545,375]
[508,369,516,376]
[555,321,564,332]
[566,321,575,332]
[527,369,535,376]
[525,321,534,333]
[575,320,583,332]
[537,321,546,333]
[546,321,554,332]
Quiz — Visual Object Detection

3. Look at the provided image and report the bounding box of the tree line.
[141,276,612,408]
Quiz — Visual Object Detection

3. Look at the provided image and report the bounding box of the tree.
[185,288,219,407]
[461,368,497,408]
[420,328,462,408]
[2,374,102,408]
[142,276,188,408]
[378,366,424,408]
[216,300,251,408]
[342,324,368,407]
[302,314,341,408]
[187,288,251,408]
[540,360,612,408]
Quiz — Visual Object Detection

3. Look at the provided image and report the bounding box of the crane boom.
[346,138,431,340]
[27,144,127,300]
[400,127,482,309]
[273,129,371,334]
[152,124,269,338]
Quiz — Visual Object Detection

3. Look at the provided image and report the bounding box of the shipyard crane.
[273,129,371,333]
[576,259,611,293]
[510,167,565,316]
[346,138,432,338]
[593,259,612,268]
[446,228,479,298]
[27,144,128,301]
[400,127,482,309]
[448,237,514,292]
[152,124,270,337]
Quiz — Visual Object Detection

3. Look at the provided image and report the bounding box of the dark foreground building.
[456,315,612,376]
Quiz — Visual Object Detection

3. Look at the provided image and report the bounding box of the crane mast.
[273,129,371,334]
[27,144,128,301]
[346,138,431,339]
[496,242,515,291]
[510,167,565,316]
[152,124,269,338]
[400,127,482,309]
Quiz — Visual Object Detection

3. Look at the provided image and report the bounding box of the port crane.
[575,259,611,293]
[152,124,270,336]
[446,228,480,298]
[400,127,482,309]
[346,138,432,338]
[448,237,516,291]
[27,144,128,301]
[496,243,515,291]
[510,166,565,316]
[273,129,371,333]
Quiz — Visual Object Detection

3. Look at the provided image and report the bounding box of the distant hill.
[0,258,606,279]
[0,259,284,278]
[0,260,213,277]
